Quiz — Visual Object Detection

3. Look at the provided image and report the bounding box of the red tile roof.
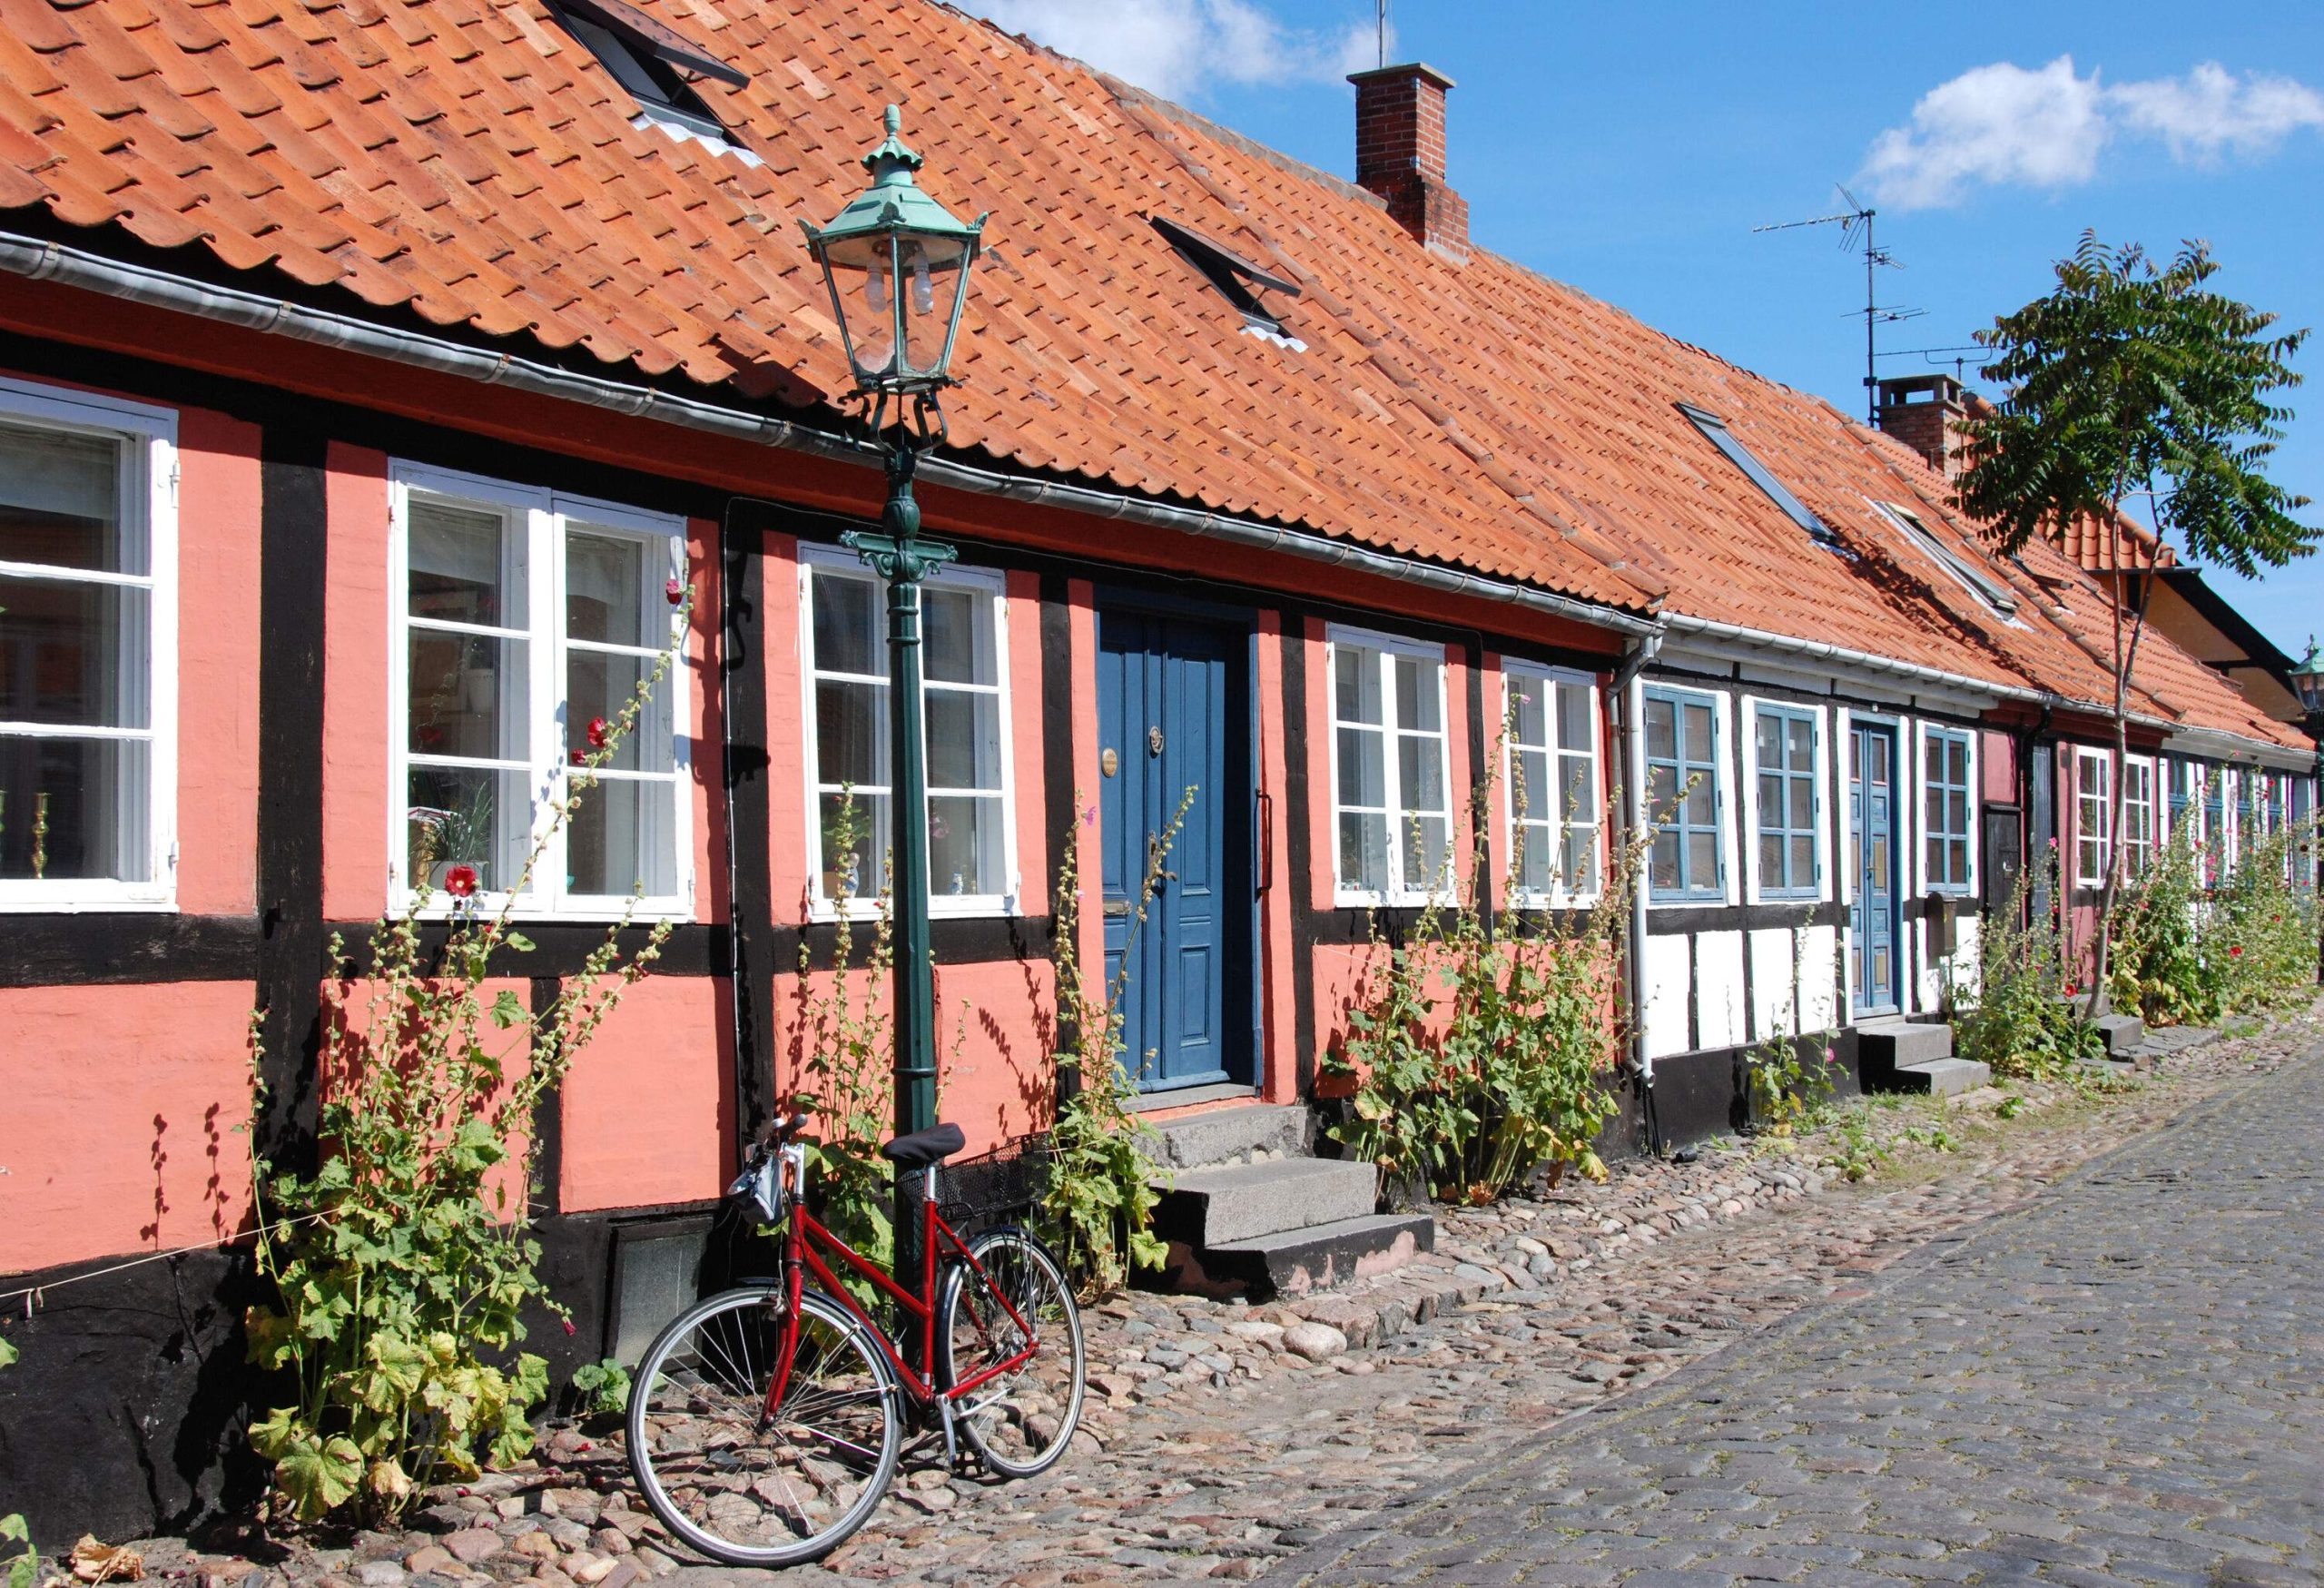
[0,0,2299,752]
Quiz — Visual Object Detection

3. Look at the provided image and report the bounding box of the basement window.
[1151,216,1305,350]
[547,0,758,161]
[1677,403,1844,550]
[1874,501,2020,621]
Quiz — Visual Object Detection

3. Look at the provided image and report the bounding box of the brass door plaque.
[1100,747,1118,777]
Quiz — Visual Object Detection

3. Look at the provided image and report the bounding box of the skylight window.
[1874,501,2021,621]
[548,0,753,156]
[1677,403,1843,548]
[1151,216,1305,349]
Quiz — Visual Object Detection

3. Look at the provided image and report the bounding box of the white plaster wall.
[1748,927,1797,1040]
[1696,929,1747,1051]
[1643,933,1692,1061]
[1940,912,1982,1004]
[1798,922,1840,1032]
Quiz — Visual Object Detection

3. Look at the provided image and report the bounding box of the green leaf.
[275,1433,363,1521]
[0,1336,15,1371]
[504,932,537,954]
[490,989,526,1029]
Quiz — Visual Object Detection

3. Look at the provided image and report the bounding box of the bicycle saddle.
[881,1120,966,1168]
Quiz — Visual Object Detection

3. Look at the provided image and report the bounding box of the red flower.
[444,863,478,899]
[2064,981,2078,995]
[586,716,610,750]
[665,577,686,606]
[2230,945,2244,958]
[568,749,586,766]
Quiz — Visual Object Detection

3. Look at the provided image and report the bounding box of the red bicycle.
[624,1110,1086,1567]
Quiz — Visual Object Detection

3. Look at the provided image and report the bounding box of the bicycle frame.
[763,1149,1039,1424]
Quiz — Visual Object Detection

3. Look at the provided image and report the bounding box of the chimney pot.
[1876,373,1970,480]
[1349,62,1468,262]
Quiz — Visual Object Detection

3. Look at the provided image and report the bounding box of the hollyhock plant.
[443,863,478,899]
[586,715,610,751]
[665,577,685,606]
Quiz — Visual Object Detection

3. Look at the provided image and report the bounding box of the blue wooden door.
[1850,723,1899,1012]
[1097,609,1243,1091]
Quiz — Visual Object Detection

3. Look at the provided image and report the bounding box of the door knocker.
[1148,725,1165,757]
[1100,747,1118,778]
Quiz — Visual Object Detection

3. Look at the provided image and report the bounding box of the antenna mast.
[1754,187,1921,426]
[1376,0,1388,68]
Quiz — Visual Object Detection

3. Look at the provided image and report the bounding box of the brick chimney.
[1876,374,1971,480]
[1349,62,1468,262]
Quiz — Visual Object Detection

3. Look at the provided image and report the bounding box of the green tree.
[1955,233,2314,1014]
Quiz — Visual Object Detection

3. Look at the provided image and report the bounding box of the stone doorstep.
[1166,1211,1437,1301]
[2095,1012,2146,1056]
[1154,1156,1380,1246]
[1892,1057,1994,1097]
[1144,1101,1311,1169]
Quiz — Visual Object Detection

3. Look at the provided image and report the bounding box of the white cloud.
[960,0,1383,103]
[1859,55,2324,210]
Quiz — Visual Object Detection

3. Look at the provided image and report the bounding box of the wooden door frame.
[1849,716,1904,1017]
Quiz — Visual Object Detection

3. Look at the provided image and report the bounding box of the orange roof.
[0,0,2299,753]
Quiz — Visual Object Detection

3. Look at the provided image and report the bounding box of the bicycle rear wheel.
[625,1286,901,1568]
[935,1227,1086,1477]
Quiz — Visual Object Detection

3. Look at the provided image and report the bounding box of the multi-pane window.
[0,387,173,906]
[1677,404,1842,547]
[1644,685,1723,901]
[2074,747,2112,887]
[1754,704,1818,898]
[2121,755,2156,876]
[802,551,1011,912]
[1923,727,1973,893]
[2204,768,2227,884]
[1505,664,1600,901]
[394,467,687,912]
[1331,629,1450,902]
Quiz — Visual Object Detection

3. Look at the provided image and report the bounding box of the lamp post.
[2289,637,2324,982]
[800,106,988,1277]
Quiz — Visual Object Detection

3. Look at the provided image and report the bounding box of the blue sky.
[962,2,2324,663]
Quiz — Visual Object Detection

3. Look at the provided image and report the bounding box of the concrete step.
[2094,1013,2145,1057]
[1858,1021,1955,1090]
[1164,1212,1435,1300]
[1893,1057,1992,1097]
[1147,1103,1311,1170]
[1156,1157,1379,1248]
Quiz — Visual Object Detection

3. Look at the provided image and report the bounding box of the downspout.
[1610,630,1664,1154]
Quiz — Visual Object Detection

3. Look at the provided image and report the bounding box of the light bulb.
[911,259,934,315]
[864,263,888,313]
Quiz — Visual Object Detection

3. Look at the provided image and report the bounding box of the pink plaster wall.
[2,983,256,1274]
[321,445,392,921]
[1068,581,1102,990]
[1005,570,1048,904]
[1255,615,1297,1104]
[559,975,731,1213]
[1303,616,1334,913]
[1981,730,2016,806]
[683,518,728,926]
[763,531,809,923]
[174,411,263,913]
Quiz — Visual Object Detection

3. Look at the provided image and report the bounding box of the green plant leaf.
[490,989,526,1029]
[275,1434,364,1521]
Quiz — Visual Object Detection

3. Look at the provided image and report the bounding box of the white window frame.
[1870,500,2024,625]
[388,461,694,921]
[1643,682,1733,907]
[798,544,1019,922]
[1502,660,1603,908]
[1326,625,1454,908]
[1741,697,1828,906]
[2121,754,2157,876]
[2074,745,2112,889]
[0,379,178,912]
[1915,722,1978,898]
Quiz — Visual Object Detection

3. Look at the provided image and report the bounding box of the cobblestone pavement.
[98,1008,2320,1588]
[1274,1034,2324,1587]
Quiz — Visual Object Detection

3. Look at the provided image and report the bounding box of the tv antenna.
[1755,185,1919,426]
[1375,0,1389,68]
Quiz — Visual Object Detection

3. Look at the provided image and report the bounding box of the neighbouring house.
[0,0,2309,1543]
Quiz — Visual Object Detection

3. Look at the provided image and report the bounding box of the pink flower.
[2048,837,2060,850]
[1823,1047,1838,1064]
[665,577,686,606]
[444,863,479,899]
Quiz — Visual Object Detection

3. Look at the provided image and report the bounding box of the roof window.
[1676,403,1844,549]
[548,0,756,158]
[1874,501,2021,621]
[1151,216,1305,349]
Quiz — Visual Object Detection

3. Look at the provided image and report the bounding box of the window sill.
[808,897,1024,925]
[1646,892,1729,908]
[1506,891,1604,912]
[1332,890,1457,912]
[0,893,178,915]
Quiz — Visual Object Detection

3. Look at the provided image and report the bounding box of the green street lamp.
[800,105,989,1263]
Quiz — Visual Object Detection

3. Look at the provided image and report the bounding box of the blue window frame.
[1677,403,1842,547]
[1924,727,1974,893]
[1753,704,1819,898]
[1645,686,1723,901]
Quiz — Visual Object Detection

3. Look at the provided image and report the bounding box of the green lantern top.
[800,105,990,397]
[2290,636,2324,717]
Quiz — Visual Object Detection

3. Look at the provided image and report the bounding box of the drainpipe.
[1609,630,1663,1153]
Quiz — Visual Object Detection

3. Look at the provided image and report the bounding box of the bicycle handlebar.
[754,1108,814,1148]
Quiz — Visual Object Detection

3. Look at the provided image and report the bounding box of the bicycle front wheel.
[935,1227,1086,1478]
[625,1286,901,1568]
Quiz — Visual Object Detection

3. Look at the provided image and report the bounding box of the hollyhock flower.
[2064,981,2078,996]
[568,748,586,766]
[586,715,611,750]
[445,863,478,898]
[666,577,686,606]
[2230,945,2244,958]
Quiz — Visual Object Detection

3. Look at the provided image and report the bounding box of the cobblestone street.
[1276,1037,2324,1587]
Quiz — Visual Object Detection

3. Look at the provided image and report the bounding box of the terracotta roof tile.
[0,0,2299,750]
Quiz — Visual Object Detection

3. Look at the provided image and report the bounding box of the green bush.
[1953,849,2104,1079]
